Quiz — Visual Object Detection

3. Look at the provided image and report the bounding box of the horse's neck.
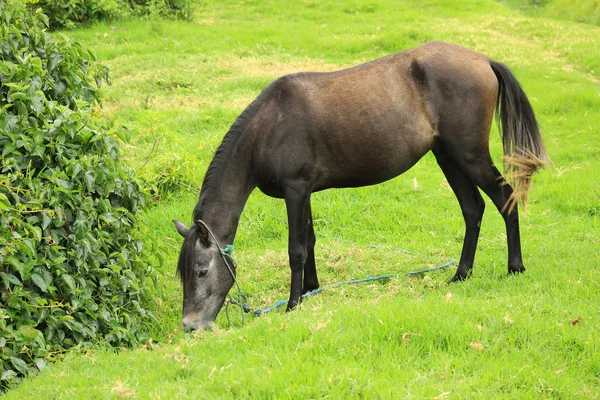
[195,147,255,246]
[197,194,250,246]
[194,91,269,244]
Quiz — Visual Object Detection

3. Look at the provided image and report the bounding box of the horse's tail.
[489,60,550,213]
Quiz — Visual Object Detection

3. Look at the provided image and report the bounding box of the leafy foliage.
[26,0,195,30]
[133,0,195,21]
[0,0,156,387]
[128,117,203,200]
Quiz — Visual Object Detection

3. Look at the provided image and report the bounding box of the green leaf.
[0,193,9,210]
[31,226,42,242]
[10,357,28,375]
[3,9,11,25]
[5,256,25,280]
[1,370,17,381]
[18,325,41,341]
[62,274,76,293]
[48,52,64,72]
[0,272,21,286]
[31,273,48,292]
[20,239,36,258]
[84,171,95,190]
[34,358,47,372]
[41,211,51,230]
[31,93,45,114]
[73,218,88,240]
[57,179,71,189]
[9,92,28,101]
[101,213,118,224]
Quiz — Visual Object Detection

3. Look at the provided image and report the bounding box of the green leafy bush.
[26,0,194,30]
[133,0,195,21]
[25,0,129,30]
[0,0,156,387]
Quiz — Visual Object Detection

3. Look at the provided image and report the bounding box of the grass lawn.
[6,0,600,398]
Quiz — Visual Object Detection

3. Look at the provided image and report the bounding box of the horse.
[173,41,549,331]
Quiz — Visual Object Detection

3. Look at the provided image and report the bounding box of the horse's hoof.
[448,269,471,283]
[286,299,300,312]
[448,274,466,283]
[508,265,526,275]
[302,283,320,295]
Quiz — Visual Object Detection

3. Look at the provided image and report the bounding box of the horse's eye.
[196,269,208,279]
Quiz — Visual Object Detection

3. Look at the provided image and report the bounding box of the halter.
[194,220,251,325]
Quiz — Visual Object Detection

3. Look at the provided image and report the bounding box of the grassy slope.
[7,0,600,398]
[502,0,600,26]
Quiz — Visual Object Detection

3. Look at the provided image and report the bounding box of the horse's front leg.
[284,188,312,311]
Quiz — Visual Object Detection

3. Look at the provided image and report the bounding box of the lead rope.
[195,219,455,327]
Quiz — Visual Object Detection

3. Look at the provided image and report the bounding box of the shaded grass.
[5,0,600,397]
[501,0,600,26]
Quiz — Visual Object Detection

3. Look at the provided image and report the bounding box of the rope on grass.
[193,222,457,325]
[229,273,395,316]
[229,258,455,317]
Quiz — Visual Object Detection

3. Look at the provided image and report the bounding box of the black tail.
[490,60,550,212]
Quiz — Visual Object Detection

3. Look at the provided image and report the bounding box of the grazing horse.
[173,41,548,331]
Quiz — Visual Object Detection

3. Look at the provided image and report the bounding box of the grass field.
[501,0,600,26]
[6,0,600,398]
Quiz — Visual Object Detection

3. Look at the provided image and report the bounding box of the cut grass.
[6,0,600,397]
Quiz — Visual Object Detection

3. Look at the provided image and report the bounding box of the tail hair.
[490,60,550,213]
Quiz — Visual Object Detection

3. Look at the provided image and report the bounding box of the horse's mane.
[193,82,275,220]
[177,225,199,285]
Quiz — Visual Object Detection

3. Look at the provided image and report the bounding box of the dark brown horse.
[173,41,549,331]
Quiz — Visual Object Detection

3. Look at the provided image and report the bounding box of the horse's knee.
[463,196,485,228]
[288,247,308,269]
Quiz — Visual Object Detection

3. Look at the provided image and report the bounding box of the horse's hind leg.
[432,144,486,281]
[303,205,320,294]
[450,150,525,276]
[475,166,525,275]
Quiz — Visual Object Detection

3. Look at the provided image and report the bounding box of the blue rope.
[404,260,455,276]
[241,258,456,316]
[210,228,456,324]
[248,273,394,315]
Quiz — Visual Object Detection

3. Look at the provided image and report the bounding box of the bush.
[132,0,195,21]
[0,0,156,387]
[26,0,194,30]
[25,0,129,30]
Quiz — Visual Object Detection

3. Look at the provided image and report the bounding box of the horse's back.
[252,42,499,194]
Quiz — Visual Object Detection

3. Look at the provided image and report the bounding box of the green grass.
[501,0,600,26]
[6,0,600,398]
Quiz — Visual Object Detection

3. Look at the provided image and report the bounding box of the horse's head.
[173,220,235,331]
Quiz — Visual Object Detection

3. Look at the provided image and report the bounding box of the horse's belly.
[315,156,419,190]
[319,121,434,185]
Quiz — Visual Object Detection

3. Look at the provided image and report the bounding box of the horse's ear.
[173,220,189,237]
[196,222,210,247]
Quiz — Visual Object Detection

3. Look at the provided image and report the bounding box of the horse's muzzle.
[183,314,215,331]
